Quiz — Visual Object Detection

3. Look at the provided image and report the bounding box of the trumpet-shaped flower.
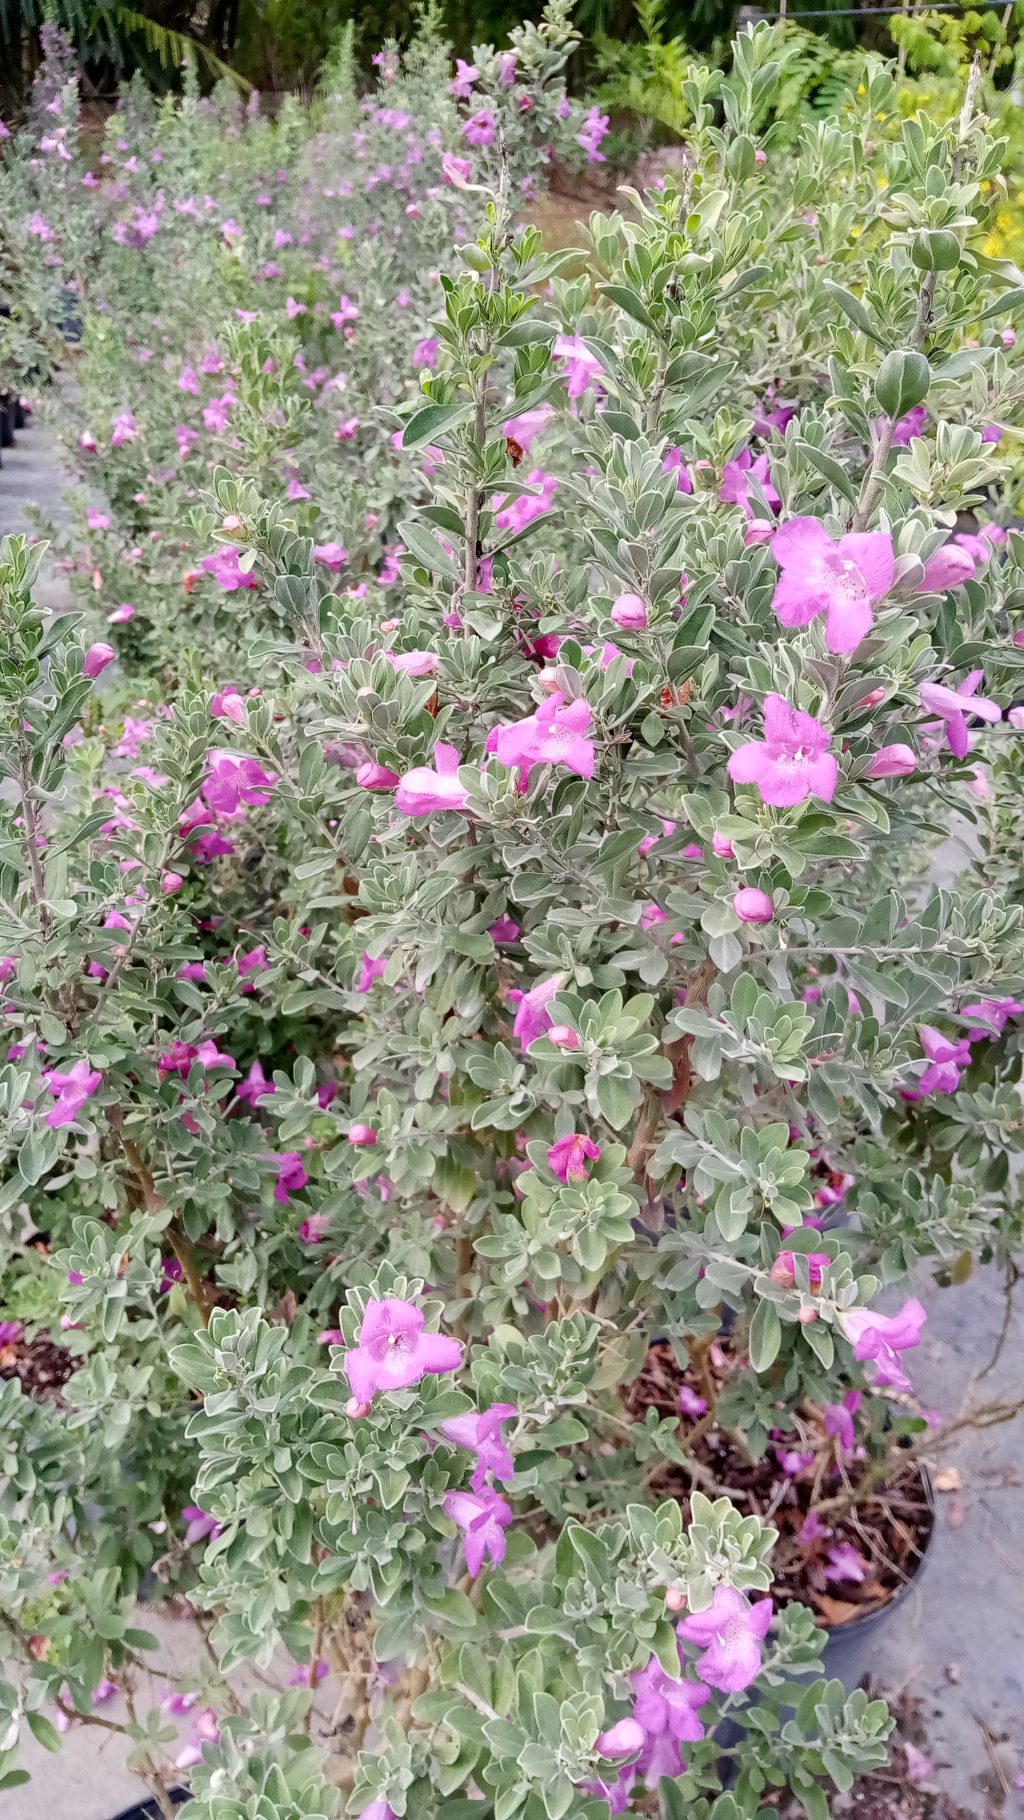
[727,693,837,808]
[438,1403,517,1490]
[770,519,894,653]
[547,1133,601,1183]
[394,742,470,816]
[343,1298,462,1405]
[919,672,1001,758]
[677,1585,773,1692]
[442,1487,511,1574]
[841,1297,927,1392]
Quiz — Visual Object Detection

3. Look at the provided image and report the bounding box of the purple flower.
[576,106,610,164]
[962,996,1024,1041]
[342,1298,462,1406]
[488,692,595,789]
[412,337,439,369]
[721,449,781,516]
[181,1505,220,1546]
[678,1386,708,1419]
[629,1650,710,1784]
[463,109,496,148]
[201,547,258,593]
[110,410,137,448]
[552,334,604,399]
[841,1298,927,1393]
[727,693,837,808]
[733,887,774,925]
[274,1152,308,1204]
[394,742,470,817]
[356,953,389,993]
[510,973,563,1048]
[919,543,976,591]
[298,1214,330,1245]
[44,1059,102,1128]
[919,672,1001,758]
[443,1487,512,1574]
[438,1403,517,1491]
[770,518,894,653]
[865,743,916,779]
[917,1024,973,1094]
[823,1389,861,1453]
[313,541,347,570]
[596,1719,645,1757]
[547,1133,601,1183]
[450,58,478,98]
[677,1586,773,1692]
[824,1542,868,1584]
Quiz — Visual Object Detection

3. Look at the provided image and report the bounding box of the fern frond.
[103,6,251,90]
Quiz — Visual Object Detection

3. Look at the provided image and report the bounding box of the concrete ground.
[3,410,1023,1819]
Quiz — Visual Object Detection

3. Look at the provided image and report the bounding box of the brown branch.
[114,1125,214,1328]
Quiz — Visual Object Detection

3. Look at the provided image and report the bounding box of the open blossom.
[678,1386,708,1419]
[919,672,1001,757]
[962,996,1024,1041]
[678,1585,773,1692]
[823,1388,861,1452]
[510,973,563,1048]
[394,742,470,816]
[552,334,604,399]
[770,519,894,653]
[463,108,495,148]
[488,692,595,789]
[918,1024,972,1094]
[727,693,837,808]
[181,1505,220,1546]
[438,1404,516,1491]
[201,546,258,593]
[576,105,610,163]
[313,541,347,570]
[443,1487,512,1574]
[630,1649,710,1785]
[111,409,137,447]
[493,469,557,533]
[721,448,780,516]
[841,1297,927,1392]
[202,752,276,816]
[450,57,479,97]
[274,1152,308,1204]
[547,1133,601,1183]
[44,1059,102,1128]
[343,1298,461,1406]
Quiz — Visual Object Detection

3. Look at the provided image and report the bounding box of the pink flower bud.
[596,1718,645,1758]
[83,641,116,679]
[1002,328,1017,348]
[857,686,885,708]
[222,514,243,532]
[348,1123,377,1146]
[1008,707,1024,729]
[712,831,734,858]
[733,887,774,925]
[664,1587,685,1611]
[345,1396,371,1418]
[769,1254,796,1287]
[797,1305,818,1325]
[865,744,916,779]
[755,147,768,164]
[356,762,400,791]
[610,592,648,630]
[160,871,184,895]
[548,1025,579,1050]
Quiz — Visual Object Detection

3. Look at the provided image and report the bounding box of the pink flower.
[348,1123,377,1147]
[298,1214,331,1245]
[181,1505,220,1546]
[630,1650,710,1785]
[274,1152,308,1203]
[769,1250,829,1289]
[825,1543,868,1584]
[202,394,233,433]
[841,1297,927,1392]
[85,507,110,530]
[388,650,438,678]
[488,916,520,944]
[677,1586,773,1692]
[920,544,976,591]
[394,742,470,816]
[733,887,774,925]
[962,996,1024,1041]
[597,1719,645,1758]
[823,1389,861,1453]
[177,366,200,395]
[552,335,604,399]
[663,447,693,493]
[44,1059,102,1128]
[285,297,307,318]
[83,642,115,679]
[438,1403,517,1491]
[201,547,258,593]
[493,469,557,533]
[356,953,389,993]
[727,693,837,808]
[441,154,472,186]
[357,762,400,791]
[721,449,781,517]
[107,603,136,625]
[576,105,610,163]
[917,1024,972,1094]
[865,744,916,779]
[202,753,276,815]
[510,973,563,1048]
[412,337,438,369]
[211,689,246,724]
[313,541,347,570]
[770,519,894,653]
[488,691,595,789]
[919,672,1001,758]
[610,593,647,630]
[547,1133,601,1183]
[343,1297,462,1404]
[678,1386,708,1419]
[443,1486,511,1573]
[450,58,479,98]
[111,410,137,448]
[463,109,496,148]
[236,1061,274,1106]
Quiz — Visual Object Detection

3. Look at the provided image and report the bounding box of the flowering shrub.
[3,17,1024,1820]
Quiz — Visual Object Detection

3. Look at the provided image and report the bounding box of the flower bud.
[910,228,961,273]
[548,1025,580,1050]
[664,1587,686,1612]
[345,1396,371,1418]
[797,1305,819,1325]
[83,641,116,679]
[596,1718,645,1758]
[733,886,774,925]
[610,593,648,630]
[222,514,243,532]
[160,871,184,895]
[348,1123,377,1146]
[769,1254,796,1287]
[865,744,916,779]
[712,831,734,859]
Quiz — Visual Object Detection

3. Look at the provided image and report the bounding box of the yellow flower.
[851,225,863,239]
[983,233,1005,255]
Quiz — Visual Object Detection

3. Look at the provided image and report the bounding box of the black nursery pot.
[106,1792,187,1820]
[0,398,14,449]
[817,1465,936,1690]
